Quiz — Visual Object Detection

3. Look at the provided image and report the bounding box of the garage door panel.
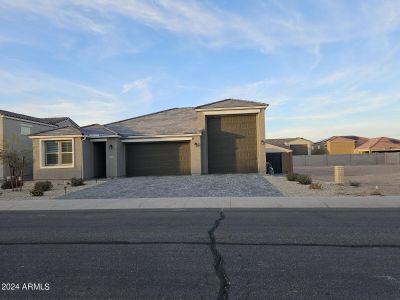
[126,142,190,176]
[207,115,258,174]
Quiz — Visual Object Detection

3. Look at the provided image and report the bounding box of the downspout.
[81,136,87,179]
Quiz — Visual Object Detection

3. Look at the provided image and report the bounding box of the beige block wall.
[32,137,83,180]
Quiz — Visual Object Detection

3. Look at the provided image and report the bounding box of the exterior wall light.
[194,142,201,147]
[109,144,113,151]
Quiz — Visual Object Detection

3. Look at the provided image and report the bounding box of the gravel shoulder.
[0,180,106,200]
[264,175,378,197]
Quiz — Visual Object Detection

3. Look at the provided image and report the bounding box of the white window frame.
[40,138,75,169]
[20,123,32,136]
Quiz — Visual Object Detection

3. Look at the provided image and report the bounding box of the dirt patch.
[0,179,106,200]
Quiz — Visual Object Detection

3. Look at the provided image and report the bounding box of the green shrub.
[30,188,44,197]
[286,173,299,181]
[297,174,312,185]
[71,177,85,187]
[34,181,53,192]
[1,178,23,190]
[309,183,322,190]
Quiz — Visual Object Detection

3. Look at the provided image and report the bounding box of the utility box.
[335,166,345,185]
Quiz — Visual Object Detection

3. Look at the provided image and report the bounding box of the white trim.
[88,135,119,138]
[195,106,267,112]
[122,137,193,143]
[124,133,201,139]
[3,115,58,127]
[30,135,82,139]
[91,139,108,142]
[39,138,75,169]
[201,109,261,115]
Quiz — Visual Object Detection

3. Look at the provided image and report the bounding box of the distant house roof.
[105,107,199,137]
[196,99,268,109]
[317,136,369,147]
[33,126,83,137]
[264,138,312,150]
[0,109,57,126]
[356,137,400,151]
[82,124,119,137]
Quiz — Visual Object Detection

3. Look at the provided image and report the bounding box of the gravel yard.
[0,180,105,200]
[266,165,400,196]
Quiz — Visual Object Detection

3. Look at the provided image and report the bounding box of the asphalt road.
[1,209,400,299]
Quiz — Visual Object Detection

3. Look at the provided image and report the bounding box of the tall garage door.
[126,142,191,176]
[207,114,258,173]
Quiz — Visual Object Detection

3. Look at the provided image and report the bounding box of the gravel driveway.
[59,174,282,199]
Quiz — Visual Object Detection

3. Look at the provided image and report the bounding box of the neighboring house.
[264,140,293,174]
[29,99,268,179]
[0,110,77,179]
[355,137,400,153]
[313,136,368,155]
[264,138,313,155]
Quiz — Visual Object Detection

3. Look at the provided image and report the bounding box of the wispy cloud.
[122,77,153,104]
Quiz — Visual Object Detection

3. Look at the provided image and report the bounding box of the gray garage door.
[126,142,191,176]
[207,114,258,173]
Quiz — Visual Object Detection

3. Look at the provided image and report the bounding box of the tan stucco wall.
[327,141,355,155]
[190,135,202,175]
[2,117,55,179]
[32,137,83,180]
[196,108,266,174]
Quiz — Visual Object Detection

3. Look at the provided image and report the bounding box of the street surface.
[1,209,400,299]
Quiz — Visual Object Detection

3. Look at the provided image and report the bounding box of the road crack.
[208,210,230,300]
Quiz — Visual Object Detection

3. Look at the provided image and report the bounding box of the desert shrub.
[70,177,85,187]
[286,173,299,181]
[30,187,44,197]
[297,174,312,185]
[309,183,322,190]
[349,181,361,187]
[1,178,23,190]
[34,180,53,192]
[371,189,383,196]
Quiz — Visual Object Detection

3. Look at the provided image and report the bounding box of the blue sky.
[0,0,399,141]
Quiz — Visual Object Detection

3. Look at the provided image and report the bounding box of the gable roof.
[33,126,83,137]
[195,98,267,109]
[356,137,400,151]
[106,107,199,137]
[82,124,119,137]
[0,109,57,126]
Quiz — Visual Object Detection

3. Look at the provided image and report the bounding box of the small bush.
[286,173,299,181]
[309,183,322,190]
[70,177,85,187]
[30,188,44,197]
[349,181,361,187]
[1,178,23,190]
[34,181,53,192]
[297,174,312,185]
[371,188,383,196]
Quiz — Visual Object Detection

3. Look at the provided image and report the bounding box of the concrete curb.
[0,196,399,211]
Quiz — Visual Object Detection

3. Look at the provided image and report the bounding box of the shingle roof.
[82,124,119,137]
[33,126,83,136]
[106,107,199,137]
[196,98,268,109]
[0,109,57,126]
[356,137,400,151]
[40,117,69,125]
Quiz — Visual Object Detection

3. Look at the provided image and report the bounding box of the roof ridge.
[195,98,266,109]
[0,109,57,126]
[105,107,194,125]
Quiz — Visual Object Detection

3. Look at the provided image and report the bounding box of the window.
[20,125,31,135]
[44,140,73,166]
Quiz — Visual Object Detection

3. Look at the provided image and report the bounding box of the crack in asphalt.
[208,210,230,300]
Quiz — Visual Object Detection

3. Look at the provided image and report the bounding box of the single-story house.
[355,137,400,153]
[29,99,268,179]
[313,136,368,155]
[0,109,77,179]
[264,140,293,174]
